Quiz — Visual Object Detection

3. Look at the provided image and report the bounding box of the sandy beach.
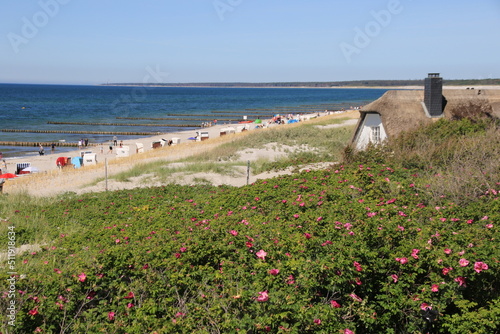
[1,111,359,198]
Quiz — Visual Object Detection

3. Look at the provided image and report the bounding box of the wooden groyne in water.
[46,121,200,127]
[116,117,243,122]
[157,113,272,118]
[0,141,97,147]
[1,129,164,136]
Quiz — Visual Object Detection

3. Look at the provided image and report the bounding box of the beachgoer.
[113,136,118,146]
[0,178,5,193]
[2,160,7,171]
[109,144,113,154]
[100,144,104,154]
[39,144,45,156]
[119,140,123,148]
[51,143,55,154]
[85,138,89,147]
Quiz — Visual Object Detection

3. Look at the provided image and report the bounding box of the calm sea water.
[0,84,387,158]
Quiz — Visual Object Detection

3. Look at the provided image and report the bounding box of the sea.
[0,83,388,159]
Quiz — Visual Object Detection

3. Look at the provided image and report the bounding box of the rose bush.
[1,161,498,333]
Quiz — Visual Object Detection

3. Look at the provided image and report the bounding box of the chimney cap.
[428,73,440,78]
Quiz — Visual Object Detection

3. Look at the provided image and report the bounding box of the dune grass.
[99,117,355,183]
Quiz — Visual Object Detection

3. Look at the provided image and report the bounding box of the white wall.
[355,113,387,150]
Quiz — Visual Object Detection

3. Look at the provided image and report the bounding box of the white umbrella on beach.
[22,166,40,173]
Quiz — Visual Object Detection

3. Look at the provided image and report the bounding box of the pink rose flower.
[350,293,362,302]
[124,291,135,299]
[411,249,420,259]
[353,261,363,272]
[78,273,87,282]
[459,258,469,267]
[108,311,115,321]
[442,267,453,275]
[455,276,467,286]
[256,249,267,260]
[269,269,280,276]
[474,261,488,273]
[420,302,431,310]
[331,300,341,308]
[257,291,269,302]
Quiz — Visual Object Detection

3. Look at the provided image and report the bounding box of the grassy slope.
[1,117,499,333]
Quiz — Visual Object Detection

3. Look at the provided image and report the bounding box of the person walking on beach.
[113,136,118,146]
[51,143,55,154]
[39,144,45,156]
[108,144,113,154]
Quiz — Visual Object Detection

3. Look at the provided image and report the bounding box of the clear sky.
[1,0,499,85]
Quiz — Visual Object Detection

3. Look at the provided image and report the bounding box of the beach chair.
[83,153,97,166]
[171,138,180,145]
[16,162,31,175]
[196,131,209,141]
[116,146,130,157]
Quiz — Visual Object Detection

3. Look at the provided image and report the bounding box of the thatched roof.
[355,89,500,139]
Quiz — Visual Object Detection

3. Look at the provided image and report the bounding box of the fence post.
[246,160,250,185]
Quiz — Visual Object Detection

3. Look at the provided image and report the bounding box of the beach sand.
[2,111,359,197]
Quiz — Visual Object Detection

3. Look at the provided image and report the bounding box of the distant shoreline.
[99,84,500,91]
[100,82,500,90]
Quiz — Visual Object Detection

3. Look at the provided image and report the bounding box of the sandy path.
[2,111,359,197]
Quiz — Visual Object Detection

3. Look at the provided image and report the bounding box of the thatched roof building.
[351,74,500,150]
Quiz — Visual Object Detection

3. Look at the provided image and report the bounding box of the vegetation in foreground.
[0,117,499,333]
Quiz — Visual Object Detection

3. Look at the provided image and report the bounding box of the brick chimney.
[424,73,443,117]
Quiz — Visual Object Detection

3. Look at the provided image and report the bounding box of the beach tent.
[287,119,299,124]
[254,119,262,124]
[56,157,67,167]
[71,157,82,168]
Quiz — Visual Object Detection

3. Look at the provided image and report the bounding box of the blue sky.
[1,0,499,84]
